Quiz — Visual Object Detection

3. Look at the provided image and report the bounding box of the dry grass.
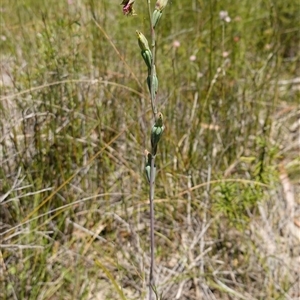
[1,0,299,299]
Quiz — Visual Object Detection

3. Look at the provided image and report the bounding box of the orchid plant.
[121,0,169,299]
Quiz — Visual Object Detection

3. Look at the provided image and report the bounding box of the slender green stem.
[147,1,157,299]
[149,154,155,300]
[147,0,157,117]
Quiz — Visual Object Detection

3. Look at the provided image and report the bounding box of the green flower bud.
[141,49,152,69]
[155,0,169,11]
[155,111,163,127]
[152,9,162,29]
[151,112,164,155]
[145,149,156,183]
[147,73,158,96]
[136,30,150,51]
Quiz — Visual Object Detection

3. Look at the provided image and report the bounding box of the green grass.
[1,0,299,299]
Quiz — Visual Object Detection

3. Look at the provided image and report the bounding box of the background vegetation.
[1,0,299,299]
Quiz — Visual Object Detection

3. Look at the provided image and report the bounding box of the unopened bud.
[155,0,169,11]
[144,149,156,183]
[147,73,158,96]
[136,30,150,51]
[141,49,152,69]
[152,9,162,28]
[151,112,164,155]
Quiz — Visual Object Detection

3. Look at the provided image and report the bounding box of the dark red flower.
[120,0,136,16]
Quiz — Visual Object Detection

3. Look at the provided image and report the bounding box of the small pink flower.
[189,55,196,62]
[121,0,136,16]
[265,44,272,50]
[233,36,240,42]
[222,51,229,58]
[173,40,180,48]
[197,72,204,79]
[219,11,231,23]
